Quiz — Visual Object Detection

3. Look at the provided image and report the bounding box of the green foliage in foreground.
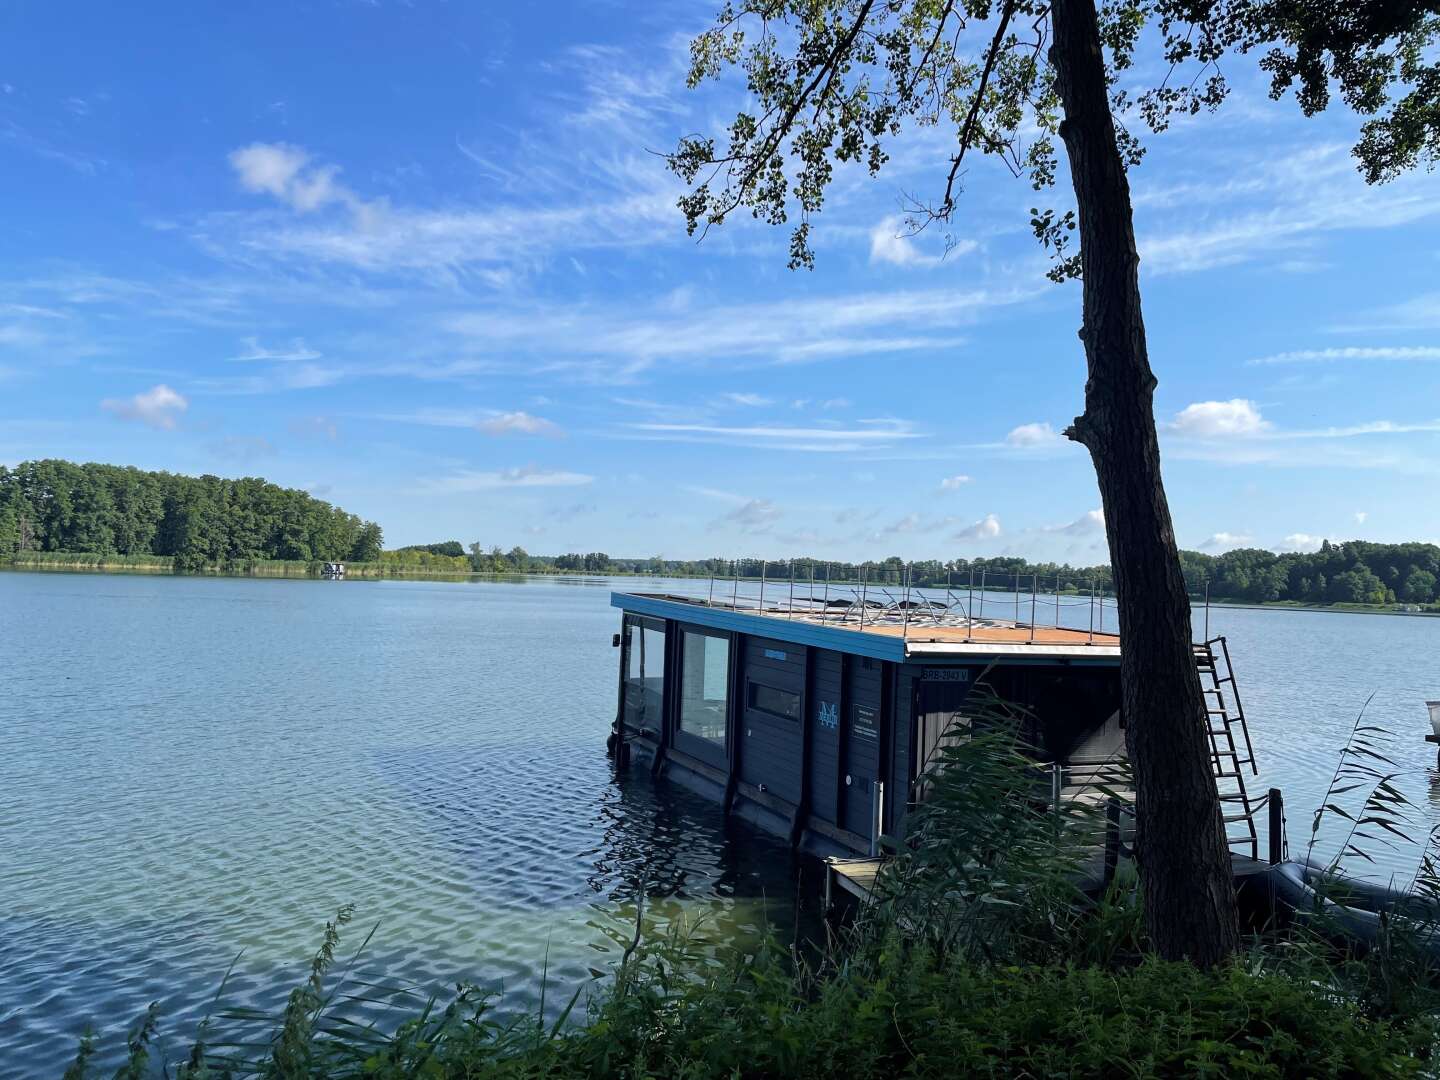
[62,718,1440,1077]
[66,920,1438,1079]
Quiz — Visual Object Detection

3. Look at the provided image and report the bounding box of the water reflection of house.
[609,577,1260,861]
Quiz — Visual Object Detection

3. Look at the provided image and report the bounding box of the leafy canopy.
[667,0,1440,277]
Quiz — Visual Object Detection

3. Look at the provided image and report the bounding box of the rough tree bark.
[1049,0,1241,965]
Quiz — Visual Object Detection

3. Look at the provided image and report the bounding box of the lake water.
[2,570,1438,1071]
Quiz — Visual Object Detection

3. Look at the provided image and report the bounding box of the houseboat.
[608,574,1262,861]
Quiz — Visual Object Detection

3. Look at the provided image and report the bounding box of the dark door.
[914,669,975,801]
[842,662,885,840]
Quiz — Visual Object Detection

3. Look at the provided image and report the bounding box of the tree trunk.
[1049,0,1240,965]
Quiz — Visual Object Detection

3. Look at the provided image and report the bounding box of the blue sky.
[2,3,1438,562]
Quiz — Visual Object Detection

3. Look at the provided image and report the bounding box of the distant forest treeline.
[402,541,1440,607]
[4,462,1436,607]
[0,460,383,572]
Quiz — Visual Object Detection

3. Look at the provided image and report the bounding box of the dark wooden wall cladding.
[738,636,805,805]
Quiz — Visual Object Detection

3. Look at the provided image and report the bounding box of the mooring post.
[732,559,740,610]
[759,559,767,611]
[708,569,715,607]
[1268,787,1285,864]
[967,568,975,638]
[823,562,831,620]
[1056,573,1062,628]
[978,568,986,624]
[788,559,795,619]
[1029,574,1038,641]
[1014,573,1020,625]
[1204,579,1211,641]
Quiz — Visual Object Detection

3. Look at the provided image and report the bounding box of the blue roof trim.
[611,592,906,662]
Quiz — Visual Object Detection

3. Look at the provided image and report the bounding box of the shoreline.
[3,557,1436,617]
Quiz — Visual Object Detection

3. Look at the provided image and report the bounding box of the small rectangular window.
[747,682,801,721]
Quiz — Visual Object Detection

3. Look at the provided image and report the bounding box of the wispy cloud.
[419,466,593,493]
[625,419,924,453]
[1250,346,1440,365]
[442,284,1021,373]
[100,384,187,429]
[720,392,772,407]
[232,336,322,362]
[477,411,562,437]
[688,484,782,533]
[939,474,972,491]
[1139,143,1440,275]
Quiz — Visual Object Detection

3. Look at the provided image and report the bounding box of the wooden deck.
[824,852,1273,910]
[859,621,1120,646]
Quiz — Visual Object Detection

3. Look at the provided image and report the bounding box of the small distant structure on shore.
[322,562,345,579]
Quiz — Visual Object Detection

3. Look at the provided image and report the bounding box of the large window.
[622,618,666,734]
[679,631,730,745]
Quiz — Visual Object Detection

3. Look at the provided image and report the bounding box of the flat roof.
[612,591,1122,664]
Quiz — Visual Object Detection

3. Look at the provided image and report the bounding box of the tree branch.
[939,0,1022,216]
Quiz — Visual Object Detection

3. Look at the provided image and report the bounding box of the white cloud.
[953,513,1002,541]
[229,143,355,214]
[1051,509,1105,535]
[419,466,593,493]
[477,411,561,437]
[1005,422,1064,448]
[1279,532,1325,553]
[869,216,937,267]
[1169,399,1270,438]
[100,384,188,429]
[939,474,972,491]
[1200,531,1254,550]
[1354,510,1368,525]
[1250,346,1440,365]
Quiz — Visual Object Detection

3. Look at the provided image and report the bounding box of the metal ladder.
[1194,636,1261,859]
